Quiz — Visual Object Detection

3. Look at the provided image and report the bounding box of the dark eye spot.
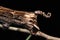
[29,20,33,22]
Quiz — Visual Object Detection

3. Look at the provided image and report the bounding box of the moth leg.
[27,26,36,35]
[30,28,37,35]
[2,22,10,29]
[30,29,35,35]
[29,25,40,35]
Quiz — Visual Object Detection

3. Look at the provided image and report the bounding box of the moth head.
[24,13,37,24]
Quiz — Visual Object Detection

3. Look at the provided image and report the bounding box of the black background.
[0,0,60,40]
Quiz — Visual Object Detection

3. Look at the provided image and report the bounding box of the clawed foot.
[2,23,10,29]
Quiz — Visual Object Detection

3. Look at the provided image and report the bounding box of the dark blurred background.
[0,0,60,40]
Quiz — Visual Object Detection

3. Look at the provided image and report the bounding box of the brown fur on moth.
[0,6,40,35]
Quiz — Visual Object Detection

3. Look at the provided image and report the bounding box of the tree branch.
[0,24,60,40]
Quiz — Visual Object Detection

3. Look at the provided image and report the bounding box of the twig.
[26,34,32,40]
[0,24,60,40]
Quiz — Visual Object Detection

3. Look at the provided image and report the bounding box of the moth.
[0,6,51,35]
